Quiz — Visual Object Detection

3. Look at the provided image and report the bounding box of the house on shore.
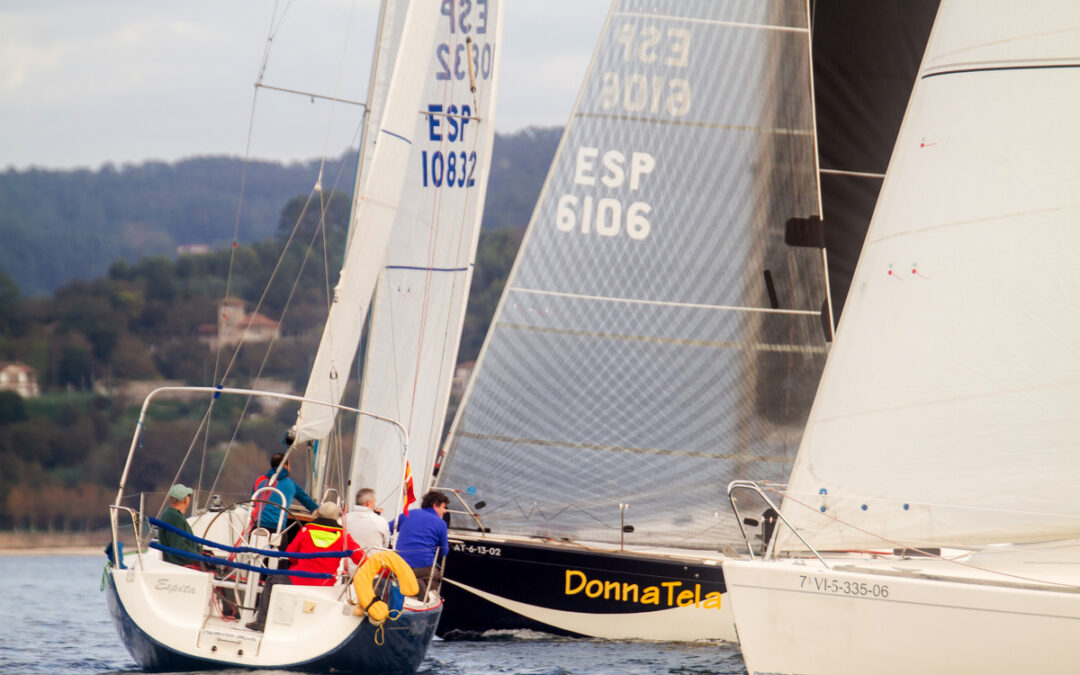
[0,362,40,398]
[199,300,281,350]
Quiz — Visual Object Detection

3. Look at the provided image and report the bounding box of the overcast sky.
[1,1,610,171]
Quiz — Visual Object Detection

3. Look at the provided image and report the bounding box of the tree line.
[0,134,546,529]
[0,127,558,296]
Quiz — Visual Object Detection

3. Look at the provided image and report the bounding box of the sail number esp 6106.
[557,147,655,239]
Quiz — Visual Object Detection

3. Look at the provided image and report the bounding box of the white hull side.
[726,557,1080,675]
[110,564,358,666]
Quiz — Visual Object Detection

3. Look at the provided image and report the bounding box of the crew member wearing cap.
[247,502,365,632]
[159,484,202,567]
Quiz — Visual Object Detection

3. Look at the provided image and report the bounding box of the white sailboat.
[725,1,1080,672]
[431,0,831,641]
[104,0,503,670]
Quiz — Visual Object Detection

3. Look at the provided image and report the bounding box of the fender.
[352,550,419,624]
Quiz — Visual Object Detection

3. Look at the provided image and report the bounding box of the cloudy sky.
[1,0,610,170]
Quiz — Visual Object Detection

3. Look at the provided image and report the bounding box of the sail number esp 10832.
[420,1,495,190]
[437,0,494,82]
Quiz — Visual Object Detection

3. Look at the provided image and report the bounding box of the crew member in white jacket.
[345,487,391,552]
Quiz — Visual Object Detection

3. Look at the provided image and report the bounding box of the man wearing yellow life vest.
[247,502,364,632]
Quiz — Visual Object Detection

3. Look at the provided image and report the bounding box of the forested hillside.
[0,126,559,295]
[0,127,556,531]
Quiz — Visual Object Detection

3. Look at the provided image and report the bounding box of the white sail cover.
[778,0,1080,551]
[435,0,828,549]
[350,0,504,509]
[293,0,441,443]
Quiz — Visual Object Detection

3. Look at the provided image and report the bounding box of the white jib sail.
[292,0,442,444]
[777,0,1080,552]
[350,0,504,510]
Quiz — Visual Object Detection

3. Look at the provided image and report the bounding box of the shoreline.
[0,531,134,556]
[0,546,105,556]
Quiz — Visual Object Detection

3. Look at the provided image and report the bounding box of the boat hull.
[106,567,440,673]
[725,557,1080,675]
[437,531,735,641]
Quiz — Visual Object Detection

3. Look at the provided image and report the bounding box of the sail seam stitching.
[512,286,821,315]
[497,321,828,354]
[613,12,809,34]
[574,111,814,134]
[454,431,795,461]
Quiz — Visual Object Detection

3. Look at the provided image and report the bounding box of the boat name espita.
[565,570,722,609]
[154,579,197,595]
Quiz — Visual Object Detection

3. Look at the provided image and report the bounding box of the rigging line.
[497,321,828,354]
[155,403,216,546]
[482,498,621,530]
[574,111,814,135]
[210,122,363,494]
[454,431,796,462]
[613,11,810,34]
[309,0,363,408]
[204,0,295,495]
[214,0,297,391]
[511,286,821,315]
[207,192,340,495]
[255,83,367,107]
[776,489,1080,591]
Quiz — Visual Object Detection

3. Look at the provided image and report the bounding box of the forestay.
[291,1,441,444]
[436,0,828,549]
[777,1,1080,552]
[351,0,504,509]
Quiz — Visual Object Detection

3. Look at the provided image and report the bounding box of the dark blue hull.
[105,571,440,673]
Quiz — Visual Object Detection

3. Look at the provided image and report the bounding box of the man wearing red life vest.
[247,502,364,631]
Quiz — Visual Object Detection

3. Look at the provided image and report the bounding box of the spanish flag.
[402,461,416,515]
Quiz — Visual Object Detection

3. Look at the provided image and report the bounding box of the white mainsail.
[776,0,1080,553]
[292,0,441,444]
[350,0,504,509]
[435,0,829,549]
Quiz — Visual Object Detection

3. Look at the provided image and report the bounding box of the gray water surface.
[0,555,746,674]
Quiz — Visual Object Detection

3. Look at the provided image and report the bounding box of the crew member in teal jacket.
[252,453,319,531]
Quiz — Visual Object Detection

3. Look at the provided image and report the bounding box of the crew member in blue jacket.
[392,490,450,595]
[252,453,319,535]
